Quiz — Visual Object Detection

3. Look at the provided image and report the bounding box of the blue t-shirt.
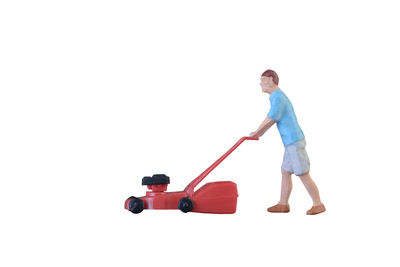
[267,89,305,146]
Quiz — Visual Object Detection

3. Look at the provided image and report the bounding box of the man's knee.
[298,172,311,182]
[281,169,292,177]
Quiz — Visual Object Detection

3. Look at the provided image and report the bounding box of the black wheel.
[128,197,144,214]
[178,197,193,213]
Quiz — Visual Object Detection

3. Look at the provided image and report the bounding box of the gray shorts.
[281,139,310,176]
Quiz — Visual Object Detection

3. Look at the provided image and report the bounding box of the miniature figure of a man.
[251,69,326,215]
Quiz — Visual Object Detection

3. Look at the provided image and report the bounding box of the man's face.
[260,76,274,93]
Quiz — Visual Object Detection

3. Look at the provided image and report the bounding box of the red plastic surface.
[184,136,258,196]
[192,181,238,213]
[125,136,258,214]
[142,191,187,209]
[147,184,168,192]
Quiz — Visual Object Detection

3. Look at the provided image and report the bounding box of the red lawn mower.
[124,136,258,214]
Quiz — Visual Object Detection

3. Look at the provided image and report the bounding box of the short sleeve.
[267,94,284,121]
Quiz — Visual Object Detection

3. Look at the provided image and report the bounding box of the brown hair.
[261,69,279,85]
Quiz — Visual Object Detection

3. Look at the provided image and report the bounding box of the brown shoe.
[267,204,290,213]
[306,204,326,215]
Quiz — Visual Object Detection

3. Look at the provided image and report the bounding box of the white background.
[1,1,399,266]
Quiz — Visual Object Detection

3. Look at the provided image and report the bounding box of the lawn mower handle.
[184,136,258,196]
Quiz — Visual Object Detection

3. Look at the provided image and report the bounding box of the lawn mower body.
[125,136,257,214]
[124,181,238,213]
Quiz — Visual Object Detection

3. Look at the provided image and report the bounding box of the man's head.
[260,69,279,94]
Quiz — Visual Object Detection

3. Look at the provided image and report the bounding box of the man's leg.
[298,172,325,215]
[267,169,292,213]
[279,169,292,205]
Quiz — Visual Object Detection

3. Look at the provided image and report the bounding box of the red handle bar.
[184,136,258,196]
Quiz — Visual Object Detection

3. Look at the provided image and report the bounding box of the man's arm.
[250,116,275,138]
